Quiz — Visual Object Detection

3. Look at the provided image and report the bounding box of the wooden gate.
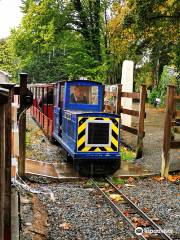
[161,85,180,177]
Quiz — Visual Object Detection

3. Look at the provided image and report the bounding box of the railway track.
[90,177,173,240]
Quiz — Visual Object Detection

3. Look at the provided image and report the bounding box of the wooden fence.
[116,84,147,158]
[0,87,9,240]
[161,85,180,177]
[105,84,147,158]
[0,73,31,240]
[0,83,15,240]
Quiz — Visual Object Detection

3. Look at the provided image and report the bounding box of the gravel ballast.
[19,113,180,240]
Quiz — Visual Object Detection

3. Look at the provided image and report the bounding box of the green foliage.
[149,65,180,105]
[135,63,154,91]
[120,146,136,162]
[0,39,20,82]
[158,66,178,96]
[111,176,126,185]
[148,88,160,105]
[108,0,180,85]
[9,0,110,83]
[2,0,179,85]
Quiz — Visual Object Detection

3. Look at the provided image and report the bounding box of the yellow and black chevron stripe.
[77,117,119,152]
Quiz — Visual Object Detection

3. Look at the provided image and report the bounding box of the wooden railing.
[116,84,147,159]
[0,73,32,239]
[0,87,9,240]
[0,83,14,240]
[161,85,180,177]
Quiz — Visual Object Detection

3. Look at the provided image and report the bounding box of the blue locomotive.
[31,80,121,176]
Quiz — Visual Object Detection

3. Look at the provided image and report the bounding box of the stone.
[121,60,134,127]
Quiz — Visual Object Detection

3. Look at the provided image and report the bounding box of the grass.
[120,146,136,162]
[111,176,127,185]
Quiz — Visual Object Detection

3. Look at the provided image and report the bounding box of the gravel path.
[18,112,180,240]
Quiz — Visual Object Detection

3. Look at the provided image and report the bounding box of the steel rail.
[91,178,146,240]
[91,177,173,240]
[106,177,173,240]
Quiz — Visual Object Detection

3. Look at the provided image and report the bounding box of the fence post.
[0,88,9,240]
[102,84,105,111]
[116,84,122,115]
[0,104,5,240]
[136,84,147,159]
[161,85,176,177]
[0,83,15,240]
[18,73,28,177]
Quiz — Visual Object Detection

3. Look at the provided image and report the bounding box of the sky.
[0,0,23,39]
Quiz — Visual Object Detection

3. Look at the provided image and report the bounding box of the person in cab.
[71,86,88,104]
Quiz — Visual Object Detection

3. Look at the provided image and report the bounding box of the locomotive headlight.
[86,120,112,147]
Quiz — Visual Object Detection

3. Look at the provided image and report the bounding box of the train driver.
[71,86,88,104]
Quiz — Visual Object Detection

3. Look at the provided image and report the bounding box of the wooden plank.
[136,84,147,159]
[120,107,139,117]
[0,104,5,240]
[121,92,140,99]
[14,86,20,95]
[161,85,175,178]
[0,88,8,240]
[102,84,105,111]
[175,110,180,117]
[116,84,122,115]
[4,86,13,240]
[174,95,180,101]
[18,73,28,178]
[0,84,15,240]
[170,141,180,149]
[0,88,9,104]
[121,125,138,135]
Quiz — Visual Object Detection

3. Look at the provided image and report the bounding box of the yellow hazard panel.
[77,117,119,152]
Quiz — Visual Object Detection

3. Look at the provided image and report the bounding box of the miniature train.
[30,80,121,176]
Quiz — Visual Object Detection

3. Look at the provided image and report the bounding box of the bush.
[148,88,159,105]
[149,66,179,106]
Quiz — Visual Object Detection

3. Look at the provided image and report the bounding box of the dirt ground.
[122,103,180,173]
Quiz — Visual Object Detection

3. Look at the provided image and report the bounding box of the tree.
[0,38,20,82]
[108,0,180,85]
[9,0,112,83]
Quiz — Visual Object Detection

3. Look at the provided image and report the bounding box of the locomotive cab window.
[70,85,98,105]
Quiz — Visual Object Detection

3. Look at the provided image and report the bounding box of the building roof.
[0,70,12,78]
